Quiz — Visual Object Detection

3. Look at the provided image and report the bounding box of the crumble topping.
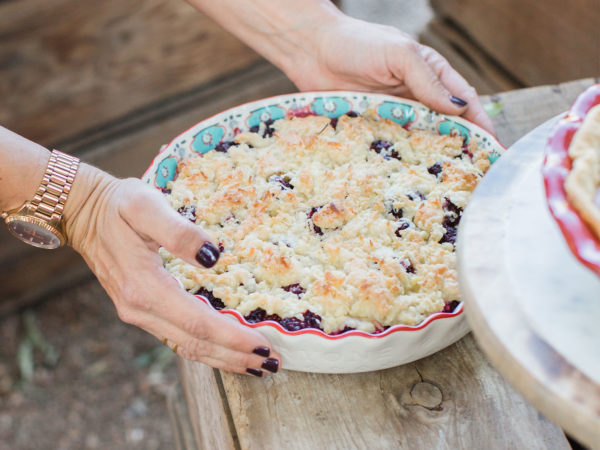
[160,113,491,334]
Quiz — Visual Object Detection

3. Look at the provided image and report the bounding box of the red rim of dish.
[194,294,464,340]
[148,91,505,339]
[542,83,600,276]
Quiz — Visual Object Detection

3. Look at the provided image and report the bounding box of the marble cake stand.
[458,116,600,449]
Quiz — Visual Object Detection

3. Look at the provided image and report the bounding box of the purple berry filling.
[442,300,460,313]
[282,283,305,297]
[439,198,463,246]
[427,163,442,177]
[407,191,426,202]
[177,205,197,223]
[268,174,294,190]
[196,287,225,310]
[214,141,239,153]
[370,140,401,160]
[462,144,474,160]
[400,258,416,274]
[389,206,403,219]
[370,139,393,152]
[395,219,411,237]
[244,308,323,332]
[308,206,324,235]
[250,119,275,138]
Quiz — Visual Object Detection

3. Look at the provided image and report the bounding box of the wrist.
[63,162,117,251]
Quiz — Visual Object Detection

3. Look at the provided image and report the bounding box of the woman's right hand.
[64,163,280,376]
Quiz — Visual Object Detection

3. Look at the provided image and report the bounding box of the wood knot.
[410,382,443,410]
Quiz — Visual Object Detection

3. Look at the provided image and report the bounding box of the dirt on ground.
[0,278,178,450]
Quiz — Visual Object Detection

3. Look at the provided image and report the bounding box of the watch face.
[6,218,61,249]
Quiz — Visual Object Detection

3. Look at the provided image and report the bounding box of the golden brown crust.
[160,114,492,333]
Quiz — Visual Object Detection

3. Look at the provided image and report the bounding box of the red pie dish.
[542,84,600,276]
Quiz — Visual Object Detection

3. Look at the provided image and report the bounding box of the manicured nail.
[450,96,468,107]
[195,242,220,268]
[252,346,270,357]
[261,358,279,373]
[246,368,263,377]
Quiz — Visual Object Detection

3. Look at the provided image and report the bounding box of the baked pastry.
[565,104,600,239]
[160,112,492,334]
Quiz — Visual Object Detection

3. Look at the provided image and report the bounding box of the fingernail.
[246,368,263,377]
[252,346,270,357]
[450,96,468,107]
[261,358,279,373]
[195,242,220,268]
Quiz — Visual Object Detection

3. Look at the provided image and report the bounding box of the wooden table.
[173,79,598,450]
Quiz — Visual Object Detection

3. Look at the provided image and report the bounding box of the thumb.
[394,46,468,117]
[121,180,220,268]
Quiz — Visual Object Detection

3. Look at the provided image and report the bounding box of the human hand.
[64,164,280,376]
[287,15,495,134]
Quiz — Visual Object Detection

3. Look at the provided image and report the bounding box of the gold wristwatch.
[1,150,80,249]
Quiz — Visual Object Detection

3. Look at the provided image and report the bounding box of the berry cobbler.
[160,112,492,334]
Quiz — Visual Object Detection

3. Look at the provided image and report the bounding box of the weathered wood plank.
[0,61,295,316]
[212,335,568,450]
[178,359,236,450]
[480,78,597,148]
[0,0,259,146]
[430,0,600,86]
[167,382,199,450]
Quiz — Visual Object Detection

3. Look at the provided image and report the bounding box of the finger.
[143,269,281,359]
[128,309,279,375]
[420,46,496,134]
[390,42,468,118]
[119,180,221,269]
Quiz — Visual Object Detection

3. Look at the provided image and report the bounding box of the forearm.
[185,0,343,76]
[0,126,115,249]
[0,126,51,212]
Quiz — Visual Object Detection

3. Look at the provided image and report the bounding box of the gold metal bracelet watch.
[1,150,80,249]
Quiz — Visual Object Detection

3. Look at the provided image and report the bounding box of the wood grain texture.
[458,117,600,449]
[0,0,259,146]
[167,382,198,450]
[480,78,598,147]
[178,359,236,450]
[430,0,600,86]
[0,61,295,316]
[209,335,568,450]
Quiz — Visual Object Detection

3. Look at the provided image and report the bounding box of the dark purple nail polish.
[261,358,279,373]
[450,96,468,107]
[252,346,270,357]
[195,242,220,268]
[246,368,263,377]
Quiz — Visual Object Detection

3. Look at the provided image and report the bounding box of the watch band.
[30,150,80,225]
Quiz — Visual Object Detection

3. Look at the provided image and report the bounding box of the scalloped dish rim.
[143,91,506,342]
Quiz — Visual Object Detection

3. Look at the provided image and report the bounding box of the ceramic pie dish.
[543,84,600,277]
[142,92,504,373]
